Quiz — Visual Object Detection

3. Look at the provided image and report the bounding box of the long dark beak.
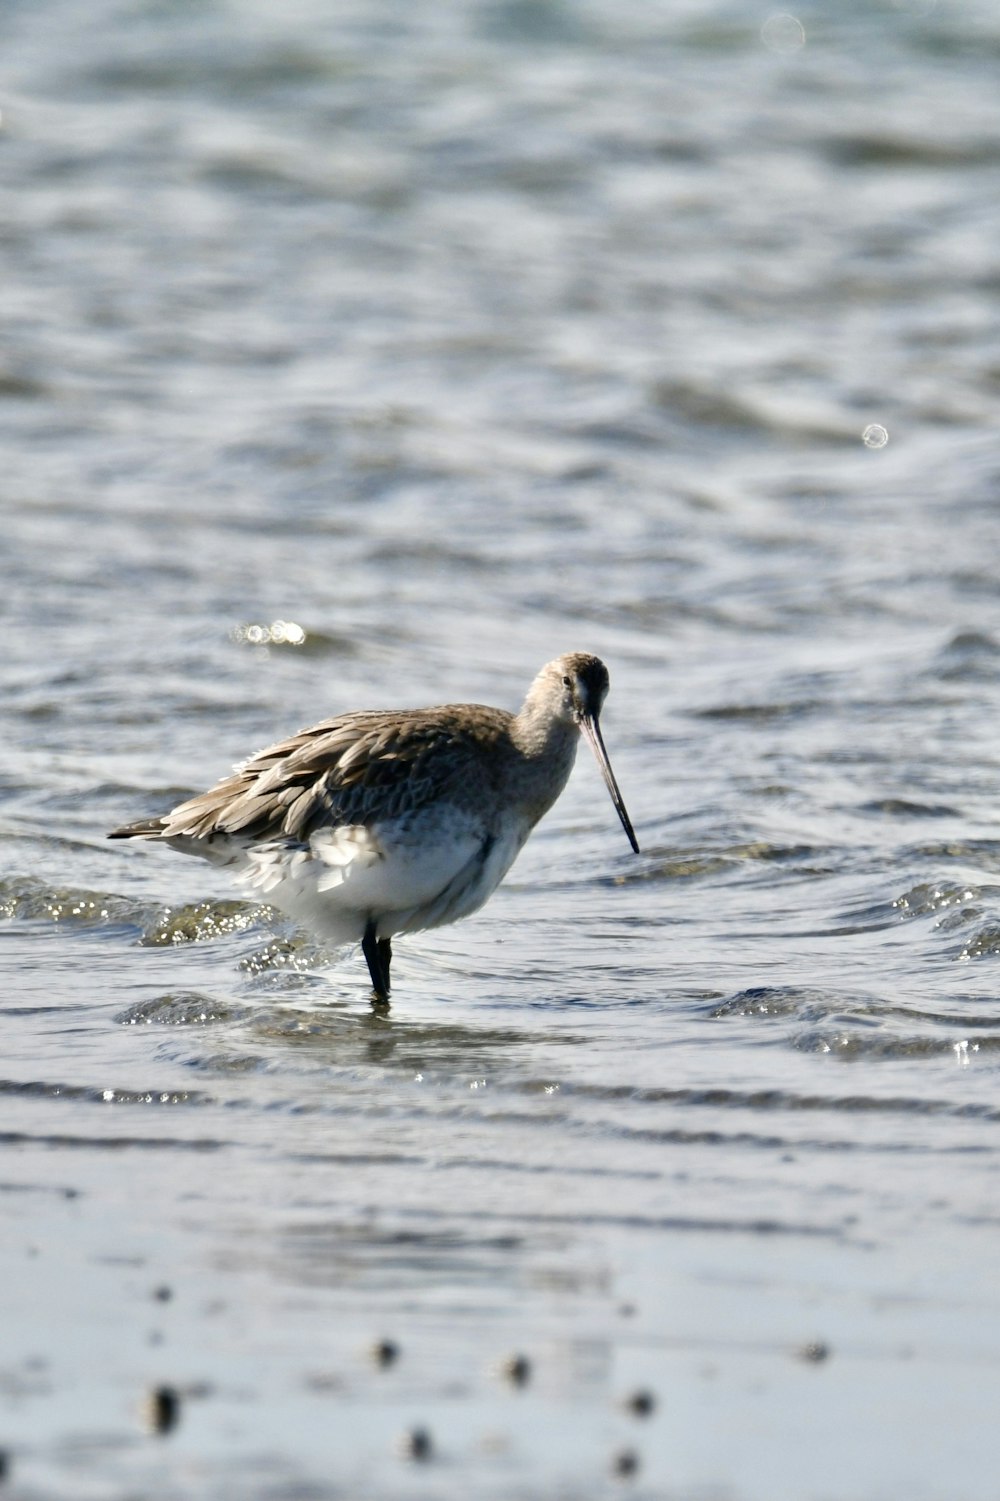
[578,713,640,854]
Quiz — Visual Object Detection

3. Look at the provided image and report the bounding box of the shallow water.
[4,1,1000,1495]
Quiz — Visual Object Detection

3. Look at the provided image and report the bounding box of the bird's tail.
[107,818,169,841]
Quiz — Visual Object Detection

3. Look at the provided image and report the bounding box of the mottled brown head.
[529,652,610,726]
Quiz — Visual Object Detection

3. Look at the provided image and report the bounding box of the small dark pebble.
[397,1426,432,1461]
[144,1384,180,1435]
[611,1447,640,1478]
[624,1388,656,1418]
[798,1340,831,1364]
[499,1353,531,1387]
[370,1338,400,1368]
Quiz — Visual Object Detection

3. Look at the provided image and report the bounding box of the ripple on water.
[929,629,1000,682]
[892,881,986,918]
[592,840,836,891]
[692,699,824,724]
[710,984,1000,1063]
[814,878,1000,940]
[239,935,332,976]
[114,991,246,1027]
[0,1074,201,1106]
[905,839,1000,872]
[0,876,275,953]
[710,985,823,1019]
[952,920,1000,961]
[0,876,145,931]
[0,1069,221,1152]
[139,899,273,947]
[856,798,961,819]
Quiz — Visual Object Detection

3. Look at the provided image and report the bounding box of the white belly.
[226,809,530,946]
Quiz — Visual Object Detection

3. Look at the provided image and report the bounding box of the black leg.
[362,920,390,1002]
[377,937,392,990]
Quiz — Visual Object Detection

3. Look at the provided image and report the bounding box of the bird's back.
[111,703,518,849]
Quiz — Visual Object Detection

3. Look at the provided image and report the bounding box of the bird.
[109,652,639,1003]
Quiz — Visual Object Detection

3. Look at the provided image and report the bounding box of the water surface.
[3,1,1000,1496]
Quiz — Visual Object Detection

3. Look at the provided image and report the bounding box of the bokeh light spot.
[761,13,806,53]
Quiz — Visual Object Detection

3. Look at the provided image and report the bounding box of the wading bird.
[110,653,639,1002]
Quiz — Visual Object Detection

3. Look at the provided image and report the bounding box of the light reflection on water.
[4,0,1000,1495]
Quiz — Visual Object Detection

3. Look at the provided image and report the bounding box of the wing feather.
[150,705,512,846]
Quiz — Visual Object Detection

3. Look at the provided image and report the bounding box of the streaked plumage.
[109,653,639,1002]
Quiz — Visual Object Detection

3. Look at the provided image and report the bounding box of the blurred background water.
[3,0,1000,1496]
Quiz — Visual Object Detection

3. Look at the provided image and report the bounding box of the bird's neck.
[508,704,580,822]
[511,693,577,754]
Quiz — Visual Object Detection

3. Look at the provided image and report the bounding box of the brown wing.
[111,706,511,846]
